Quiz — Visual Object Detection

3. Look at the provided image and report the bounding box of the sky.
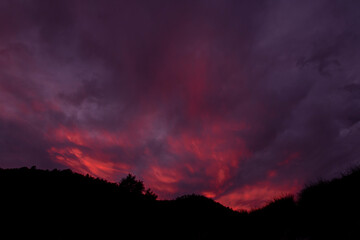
[1,0,360,210]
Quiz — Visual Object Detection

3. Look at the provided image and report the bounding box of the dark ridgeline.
[1,166,360,240]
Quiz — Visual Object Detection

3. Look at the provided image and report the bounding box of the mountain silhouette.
[1,166,360,239]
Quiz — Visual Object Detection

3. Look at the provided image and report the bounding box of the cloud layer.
[1,0,360,210]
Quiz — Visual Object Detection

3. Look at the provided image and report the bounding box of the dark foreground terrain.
[1,166,360,240]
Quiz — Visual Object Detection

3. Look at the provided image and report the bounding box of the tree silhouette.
[118,174,157,201]
[119,174,145,195]
[144,188,158,201]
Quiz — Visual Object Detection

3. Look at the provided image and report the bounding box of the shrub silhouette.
[297,167,360,239]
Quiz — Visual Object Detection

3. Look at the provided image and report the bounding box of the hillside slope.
[1,166,360,239]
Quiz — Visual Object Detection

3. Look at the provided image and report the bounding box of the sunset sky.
[1,0,360,210]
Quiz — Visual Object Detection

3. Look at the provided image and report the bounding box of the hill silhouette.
[1,166,360,239]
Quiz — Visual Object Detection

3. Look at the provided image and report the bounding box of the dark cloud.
[0,0,360,210]
[0,118,61,169]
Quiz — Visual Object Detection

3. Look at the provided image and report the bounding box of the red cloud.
[216,180,302,211]
[278,152,300,166]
